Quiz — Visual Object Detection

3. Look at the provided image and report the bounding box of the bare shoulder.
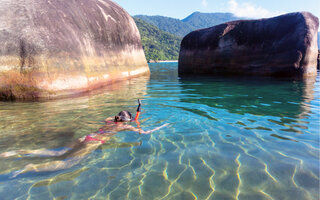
[104,117,114,122]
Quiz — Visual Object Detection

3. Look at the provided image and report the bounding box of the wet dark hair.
[114,111,132,122]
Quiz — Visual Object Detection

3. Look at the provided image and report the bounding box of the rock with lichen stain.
[179,12,319,78]
[0,0,149,100]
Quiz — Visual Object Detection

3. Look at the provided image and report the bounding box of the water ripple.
[0,64,319,200]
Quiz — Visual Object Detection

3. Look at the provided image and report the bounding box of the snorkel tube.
[135,99,142,121]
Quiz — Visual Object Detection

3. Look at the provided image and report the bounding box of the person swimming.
[0,100,168,178]
[114,110,133,122]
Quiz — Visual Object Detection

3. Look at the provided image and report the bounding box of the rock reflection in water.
[179,75,316,122]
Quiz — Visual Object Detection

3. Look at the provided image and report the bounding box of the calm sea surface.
[0,62,319,200]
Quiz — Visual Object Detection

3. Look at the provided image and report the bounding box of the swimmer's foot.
[11,169,23,178]
[0,151,18,158]
[11,164,35,178]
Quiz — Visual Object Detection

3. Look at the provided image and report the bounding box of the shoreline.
[148,60,178,63]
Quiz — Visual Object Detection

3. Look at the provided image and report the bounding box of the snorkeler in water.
[0,100,168,178]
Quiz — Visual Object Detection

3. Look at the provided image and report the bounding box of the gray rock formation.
[317,50,320,69]
[0,0,149,100]
[179,12,319,78]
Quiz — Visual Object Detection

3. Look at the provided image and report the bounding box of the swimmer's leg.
[21,148,71,157]
[1,148,71,158]
[11,157,83,178]
[0,151,19,158]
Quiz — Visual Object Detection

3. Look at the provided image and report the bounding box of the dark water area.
[0,62,319,200]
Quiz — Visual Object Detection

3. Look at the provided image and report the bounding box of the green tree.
[134,18,182,62]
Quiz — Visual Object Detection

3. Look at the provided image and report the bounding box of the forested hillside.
[134,18,182,61]
[135,15,194,37]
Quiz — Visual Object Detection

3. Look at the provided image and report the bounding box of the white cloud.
[202,0,208,7]
[228,0,284,19]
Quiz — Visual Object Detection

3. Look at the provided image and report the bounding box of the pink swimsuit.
[84,135,105,144]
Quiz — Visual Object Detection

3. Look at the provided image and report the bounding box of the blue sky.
[112,0,320,19]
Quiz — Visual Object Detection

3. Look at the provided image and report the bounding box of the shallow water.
[0,62,319,200]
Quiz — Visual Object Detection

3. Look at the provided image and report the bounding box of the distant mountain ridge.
[182,12,240,30]
[135,12,241,37]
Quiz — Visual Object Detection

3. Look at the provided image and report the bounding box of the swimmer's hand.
[139,123,169,135]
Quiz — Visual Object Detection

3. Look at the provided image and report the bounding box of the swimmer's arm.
[125,123,169,135]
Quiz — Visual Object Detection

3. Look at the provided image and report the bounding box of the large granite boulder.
[179,12,319,78]
[0,0,149,100]
[317,50,320,69]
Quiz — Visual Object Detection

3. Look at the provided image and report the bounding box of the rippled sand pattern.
[0,63,319,200]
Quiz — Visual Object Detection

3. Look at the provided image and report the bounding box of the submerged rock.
[179,12,319,78]
[0,0,149,100]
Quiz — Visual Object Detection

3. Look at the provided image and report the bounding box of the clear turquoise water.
[0,62,319,200]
